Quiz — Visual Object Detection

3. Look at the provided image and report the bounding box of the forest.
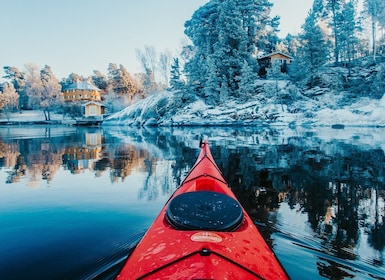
[1,0,385,120]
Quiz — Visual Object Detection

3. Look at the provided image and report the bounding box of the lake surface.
[0,125,384,279]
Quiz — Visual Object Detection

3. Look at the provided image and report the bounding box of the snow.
[2,86,385,128]
[102,79,385,128]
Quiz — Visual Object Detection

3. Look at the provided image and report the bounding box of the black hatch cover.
[166,191,244,231]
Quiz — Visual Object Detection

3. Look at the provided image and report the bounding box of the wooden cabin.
[257,51,293,77]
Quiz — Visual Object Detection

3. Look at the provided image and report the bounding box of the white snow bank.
[102,86,385,127]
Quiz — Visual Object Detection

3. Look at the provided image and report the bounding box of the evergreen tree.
[91,70,108,93]
[169,58,185,90]
[238,61,255,101]
[363,0,385,61]
[338,1,361,74]
[293,9,329,87]
[184,0,277,103]
[324,0,344,64]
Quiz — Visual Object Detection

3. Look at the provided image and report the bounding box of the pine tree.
[363,0,385,61]
[294,9,329,87]
[238,61,255,101]
[169,58,184,90]
[92,70,108,93]
[338,1,361,74]
[324,0,344,64]
[184,0,277,103]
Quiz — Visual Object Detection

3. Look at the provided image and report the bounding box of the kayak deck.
[117,141,289,279]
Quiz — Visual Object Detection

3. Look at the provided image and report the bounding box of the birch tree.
[158,50,172,88]
[136,45,158,93]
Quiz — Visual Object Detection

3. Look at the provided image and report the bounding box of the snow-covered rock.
[103,59,385,128]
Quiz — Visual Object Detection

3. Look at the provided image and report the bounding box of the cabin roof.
[258,51,293,60]
[63,81,100,91]
[82,101,105,107]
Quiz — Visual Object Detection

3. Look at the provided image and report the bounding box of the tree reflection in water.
[0,126,384,278]
[210,136,385,277]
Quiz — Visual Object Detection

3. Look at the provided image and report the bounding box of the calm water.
[0,125,384,279]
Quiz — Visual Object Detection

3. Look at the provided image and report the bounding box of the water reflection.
[0,126,384,279]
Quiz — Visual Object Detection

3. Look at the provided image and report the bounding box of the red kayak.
[117,140,289,279]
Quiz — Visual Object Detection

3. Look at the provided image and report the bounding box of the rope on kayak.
[136,248,265,280]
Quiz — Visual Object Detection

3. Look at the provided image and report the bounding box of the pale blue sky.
[0,0,312,80]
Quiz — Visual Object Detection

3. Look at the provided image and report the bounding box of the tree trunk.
[372,18,377,62]
[43,110,51,121]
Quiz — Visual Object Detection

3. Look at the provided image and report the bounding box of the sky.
[0,0,312,80]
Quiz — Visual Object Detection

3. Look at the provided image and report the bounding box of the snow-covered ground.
[3,89,384,127]
[103,81,385,128]
[0,110,75,124]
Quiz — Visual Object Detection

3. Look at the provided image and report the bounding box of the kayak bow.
[117,140,289,279]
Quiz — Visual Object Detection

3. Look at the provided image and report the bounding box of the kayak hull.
[117,141,289,279]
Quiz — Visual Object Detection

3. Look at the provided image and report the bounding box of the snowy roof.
[258,51,293,60]
[63,81,100,91]
[82,101,105,107]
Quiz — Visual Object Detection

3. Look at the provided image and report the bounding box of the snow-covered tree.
[2,82,19,111]
[169,58,185,90]
[107,63,142,104]
[292,8,329,87]
[40,65,63,120]
[24,63,44,110]
[25,64,62,120]
[3,66,27,108]
[0,91,7,111]
[238,61,256,101]
[91,70,108,93]
[136,45,159,93]
[184,0,277,103]
[158,50,172,88]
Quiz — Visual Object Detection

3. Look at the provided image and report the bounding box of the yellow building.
[62,80,101,102]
